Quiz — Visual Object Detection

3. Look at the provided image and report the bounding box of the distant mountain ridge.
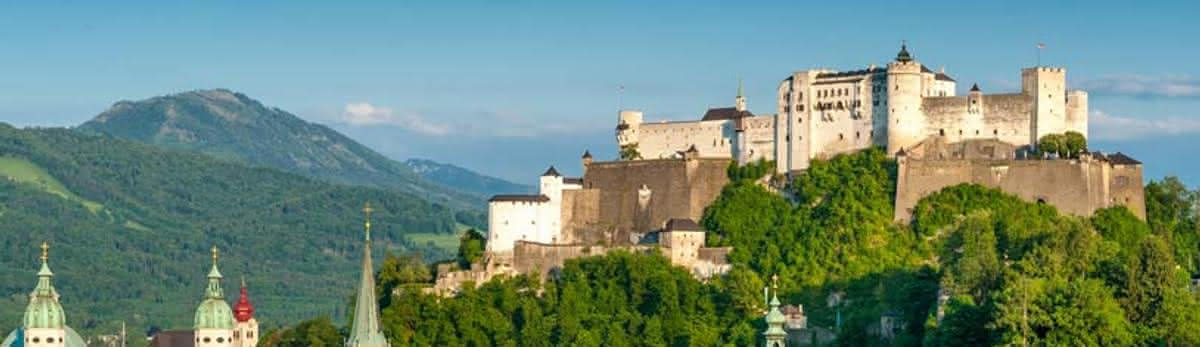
[404,158,534,197]
[77,89,512,211]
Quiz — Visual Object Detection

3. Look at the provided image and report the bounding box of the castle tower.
[347,202,390,347]
[886,42,927,154]
[1022,67,1068,147]
[194,247,235,347]
[763,275,787,347]
[22,242,67,347]
[616,110,643,149]
[232,278,258,347]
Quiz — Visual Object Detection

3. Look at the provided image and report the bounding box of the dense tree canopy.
[272,148,1200,346]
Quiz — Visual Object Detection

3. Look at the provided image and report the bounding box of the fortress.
[617,44,1088,174]
[435,44,1145,295]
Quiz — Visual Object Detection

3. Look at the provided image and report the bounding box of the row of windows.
[26,336,63,344]
[938,129,1003,136]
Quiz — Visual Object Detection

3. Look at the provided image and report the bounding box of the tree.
[1038,133,1065,158]
[619,143,642,160]
[457,228,486,268]
[261,317,344,347]
[1063,131,1087,158]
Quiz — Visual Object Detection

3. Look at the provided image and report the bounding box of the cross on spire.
[211,246,219,266]
[40,241,49,264]
[771,274,779,290]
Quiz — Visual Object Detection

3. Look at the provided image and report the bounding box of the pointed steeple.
[234,276,255,323]
[347,202,390,347]
[24,241,66,330]
[735,79,747,112]
[763,274,787,347]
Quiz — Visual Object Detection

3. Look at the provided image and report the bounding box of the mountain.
[0,124,460,337]
[77,89,482,211]
[404,159,534,197]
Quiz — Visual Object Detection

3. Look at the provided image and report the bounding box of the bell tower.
[886,42,926,154]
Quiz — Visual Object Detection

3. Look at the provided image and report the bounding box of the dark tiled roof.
[816,67,886,79]
[970,83,981,92]
[701,107,755,121]
[582,150,592,159]
[920,65,934,74]
[564,177,583,185]
[896,43,913,62]
[489,194,550,203]
[935,72,955,82]
[665,218,703,232]
[542,166,561,177]
[1105,152,1142,165]
[616,123,630,130]
[150,330,195,347]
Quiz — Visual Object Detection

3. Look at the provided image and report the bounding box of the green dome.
[3,327,87,347]
[194,298,235,330]
[195,251,235,330]
[24,255,66,330]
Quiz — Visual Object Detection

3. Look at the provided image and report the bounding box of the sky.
[1,1,1198,186]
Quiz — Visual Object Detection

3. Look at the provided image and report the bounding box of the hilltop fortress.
[617,44,1088,173]
[435,44,1145,295]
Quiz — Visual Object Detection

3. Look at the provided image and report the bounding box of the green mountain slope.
[0,124,457,338]
[77,89,483,211]
[404,159,533,197]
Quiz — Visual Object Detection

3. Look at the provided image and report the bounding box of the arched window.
[939,129,945,136]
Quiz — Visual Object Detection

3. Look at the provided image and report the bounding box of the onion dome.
[194,247,235,330]
[895,42,914,62]
[24,242,66,330]
[233,278,255,322]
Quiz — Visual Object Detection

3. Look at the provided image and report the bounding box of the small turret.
[735,79,747,112]
[762,275,787,347]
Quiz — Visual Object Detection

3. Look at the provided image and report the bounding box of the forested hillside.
[266,148,1200,346]
[77,89,490,212]
[0,124,462,339]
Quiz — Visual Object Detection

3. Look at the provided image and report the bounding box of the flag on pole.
[1037,42,1046,49]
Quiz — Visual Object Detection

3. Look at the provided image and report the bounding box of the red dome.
[234,283,255,322]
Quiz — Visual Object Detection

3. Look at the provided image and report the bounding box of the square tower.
[1022,67,1068,147]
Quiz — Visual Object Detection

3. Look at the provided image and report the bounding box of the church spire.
[25,241,66,330]
[735,78,747,112]
[347,202,390,347]
[763,274,787,347]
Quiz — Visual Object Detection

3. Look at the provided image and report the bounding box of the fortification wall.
[636,120,733,159]
[512,241,654,280]
[895,156,1146,221]
[920,94,1033,147]
[568,158,731,244]
[739,116,777,162]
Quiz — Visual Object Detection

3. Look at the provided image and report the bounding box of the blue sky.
[1,1,1198,186]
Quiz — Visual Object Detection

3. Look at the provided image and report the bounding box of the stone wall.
[512,241,655,280]
[895,152,1146,222]
[564,158,731,244]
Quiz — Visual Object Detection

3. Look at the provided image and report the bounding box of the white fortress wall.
[636,120,733,159]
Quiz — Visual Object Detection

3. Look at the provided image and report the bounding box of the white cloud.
[339,103,607,138]
[1090,109,1200,141]
[342,102,451,136]
[1079,75,1200,98]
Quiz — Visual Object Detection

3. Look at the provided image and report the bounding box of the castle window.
[959,130,963,135]
[994,129,999,135]
[838,133,844,140]
[856,131,860,139]
[939,129,945,136]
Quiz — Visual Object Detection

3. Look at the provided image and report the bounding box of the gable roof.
[701,107,755,121]
[489,194,551,203]
[664,218,703,232]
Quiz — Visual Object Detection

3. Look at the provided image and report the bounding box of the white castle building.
[485,166,582,254]
[616,44,1089,174]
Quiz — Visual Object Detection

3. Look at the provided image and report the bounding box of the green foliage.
[379,251,749,346]
[618,143,642,160]
[1037,131,1088,159]
[456,229,486,268]
[726,159,775,182]
[0,124,459,337]
[1144,177,1200,273]
[260,316,344,347]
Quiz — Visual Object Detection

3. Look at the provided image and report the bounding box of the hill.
[404,159,534,197]
[0,123,461,338]
[77,89,485,211]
